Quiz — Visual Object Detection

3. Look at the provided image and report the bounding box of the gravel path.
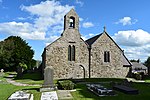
[6,75,41,86]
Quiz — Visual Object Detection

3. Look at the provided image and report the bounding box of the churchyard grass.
[14,72,44,85]
[71,79,150,100]
[143,75,150,83]
[0,83,41,100]
[0,73,41,100]
[1,72,150,100]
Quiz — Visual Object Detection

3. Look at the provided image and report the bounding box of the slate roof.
[131,62,147,70]
[122,53,132,67]
[85,34,102,46]
[85,31,132,67]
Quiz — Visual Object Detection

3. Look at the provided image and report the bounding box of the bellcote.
[64,9,79,31]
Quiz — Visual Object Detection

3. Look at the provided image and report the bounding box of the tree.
[144,57,150,75]
[130,59,140,63]
[0,36,34,74]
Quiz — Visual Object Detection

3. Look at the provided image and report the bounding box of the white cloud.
[89,33,94,37]
[113,29,150,62]
[17,16,32,21]
[0,0,74,42]
[115,17,137,26]
[21,0,73,32]
[0,21,45,40]
[81,33,97,40]
[81,36,87,40]
[113,29,150,46]
[83,22,94,28]
[122,45,150,62]
[75,0,84,7]
[79,18,83,22]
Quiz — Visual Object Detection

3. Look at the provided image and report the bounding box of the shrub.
[57,80,75,90]
[135,73,142,80]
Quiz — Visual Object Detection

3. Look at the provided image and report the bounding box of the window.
[68,45,75,61]
[104,51,110,62]
[69,17,75,28]
[68,45,71,61]
[72,45,75,61]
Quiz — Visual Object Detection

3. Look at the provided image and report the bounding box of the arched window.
[72,45,75,61]
[104,51,110,62]
[68,45,71,61]
[69,17,75,28]
[68,45,75,61]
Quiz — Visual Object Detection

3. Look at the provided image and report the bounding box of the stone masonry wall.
[90,33,129,78]
[45,29,89,79]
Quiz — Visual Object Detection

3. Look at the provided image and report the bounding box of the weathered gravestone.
[41,91,58,100]
[8,91,33,100]
[40,66,56,92]
[1,69,4,73]
[0,69,4,77]
[43,66,54,87]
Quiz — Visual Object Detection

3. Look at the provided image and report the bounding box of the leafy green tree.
[144,57,150,75]
[0,36,34,73]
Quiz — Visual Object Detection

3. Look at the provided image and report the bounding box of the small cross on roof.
[103,26,106,32]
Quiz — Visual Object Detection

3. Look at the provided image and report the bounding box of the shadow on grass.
[13,72,43,81]
[70,78,124,84]
[22,88,40,92]
[75,84,99,100]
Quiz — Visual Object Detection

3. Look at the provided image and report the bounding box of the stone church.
[42,9,132,79]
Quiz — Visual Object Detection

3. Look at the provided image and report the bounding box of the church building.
[42,9,132,79]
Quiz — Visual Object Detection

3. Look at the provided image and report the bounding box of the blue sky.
[0,0,150,62]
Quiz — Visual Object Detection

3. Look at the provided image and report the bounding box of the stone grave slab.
[8,91,33,100]
[87,84,116,96]
[41,91,58,100]
[113,85,139,94]
[57,90,73,100]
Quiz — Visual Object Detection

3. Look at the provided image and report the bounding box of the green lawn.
[71,82,150,100]
[13,72,44,85]
[144,75,150,83]
[0,73,41,100]
[1,72,150,100]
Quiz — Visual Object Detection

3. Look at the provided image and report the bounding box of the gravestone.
[43,66,54,87]
[40,66,56,92]
[1,69,4,73]
[41,91,58,100]
[8,91,33,100]
[0,69,4,77]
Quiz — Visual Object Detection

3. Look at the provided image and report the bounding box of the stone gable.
[90,32,129,78]
[43,9,89,79]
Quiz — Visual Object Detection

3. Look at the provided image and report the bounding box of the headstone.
[17,67,23,78]
[43,66,54,87]
[0,69,4,73]
[8,91,33,100]
[40,66,56,92]
[41,91,58,100]
[0,69,4,77]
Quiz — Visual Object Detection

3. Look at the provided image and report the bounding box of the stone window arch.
[68,45,71,61]
[68,45,75,61]
[69,16,75,28]
[72,45,75,61]
[104,51,110,62]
